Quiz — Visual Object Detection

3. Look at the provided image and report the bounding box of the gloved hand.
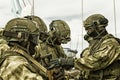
[47,58,61,70]
[48,58,74,70]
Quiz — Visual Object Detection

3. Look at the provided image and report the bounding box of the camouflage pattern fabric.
[0,46,44,80]
[38,41,66,67]
[37,20,70,68]
[75,34,120,80]
[83,14,108,29]
[0,17,46,80]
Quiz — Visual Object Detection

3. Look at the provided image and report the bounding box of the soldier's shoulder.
[103,34,118,42]
[0,42,9,56]
[0,38,7,44]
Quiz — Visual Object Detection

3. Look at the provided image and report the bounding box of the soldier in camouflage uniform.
[23,15,49,60]
[38,20,71,68]
[0,17,47,80]
[49,14,120,80]
[74,14,120,80]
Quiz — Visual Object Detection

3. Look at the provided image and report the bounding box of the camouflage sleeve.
[0,56,43,80]
[75,38,120,71]
[80,47,89,58]
[56,45,67,58]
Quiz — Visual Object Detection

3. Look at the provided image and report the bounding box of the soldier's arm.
[75,38,120,71]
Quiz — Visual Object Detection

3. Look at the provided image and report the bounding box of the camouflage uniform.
[49,14,120,80]
[0,47,43,80]
[75,34,120,80]
[74,14,120,80]
[39,41,67,67]
[39,20,71,68]
[0,17,46,80]
[24,15,49,60]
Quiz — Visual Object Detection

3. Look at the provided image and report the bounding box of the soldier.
[30,15,48,42]
[49,14,120,80]
[38,20,71,68]
[23,15,49,60]
[0,17,47,80]
[24,15,48,33]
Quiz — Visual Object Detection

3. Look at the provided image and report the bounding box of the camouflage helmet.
[3,17,40,44]
[49,20,71,44]
[24,15,48,32]
[83,14,108,30]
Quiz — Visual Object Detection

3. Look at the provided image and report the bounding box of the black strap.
[3,31,19,38]
[3,31,29,40]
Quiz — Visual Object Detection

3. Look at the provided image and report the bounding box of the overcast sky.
[0,0,120,57]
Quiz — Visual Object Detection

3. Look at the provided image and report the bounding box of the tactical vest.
[87,34,120,80]
[0,46,48,79]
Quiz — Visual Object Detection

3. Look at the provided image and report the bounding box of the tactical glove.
[48,58,74,70]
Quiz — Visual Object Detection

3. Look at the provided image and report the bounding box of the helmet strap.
[93,29,108,39]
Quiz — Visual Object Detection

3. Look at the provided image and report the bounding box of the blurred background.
[0,0,120,57]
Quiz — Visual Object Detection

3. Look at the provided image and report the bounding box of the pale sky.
[0,0,120,57]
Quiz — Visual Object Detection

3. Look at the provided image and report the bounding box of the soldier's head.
[48,20,71,45]
[24,16,48,42]
[83,14,108,38]
[24,15,48,32]
[3,18,40,54]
